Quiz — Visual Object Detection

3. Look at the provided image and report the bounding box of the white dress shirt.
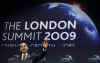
[21,53,28,61]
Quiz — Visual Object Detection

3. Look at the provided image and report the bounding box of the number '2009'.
[44,32,76,40]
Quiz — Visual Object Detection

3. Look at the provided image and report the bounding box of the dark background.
[0,0,100,63]
[0,0,100,34]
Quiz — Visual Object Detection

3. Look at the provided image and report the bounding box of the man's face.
[19,43,29,53]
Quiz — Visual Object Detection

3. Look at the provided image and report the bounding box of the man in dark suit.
[8,40,48,63]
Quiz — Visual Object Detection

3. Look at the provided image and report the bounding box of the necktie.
[23,54,26,61]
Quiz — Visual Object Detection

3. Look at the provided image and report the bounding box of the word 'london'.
[4,20,76,30]
[2,20,77,41]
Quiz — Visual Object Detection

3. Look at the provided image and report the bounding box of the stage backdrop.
[0,3,100,63]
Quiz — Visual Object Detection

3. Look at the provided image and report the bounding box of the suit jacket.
[8,48,47,63]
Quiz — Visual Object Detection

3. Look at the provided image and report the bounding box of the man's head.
[19,43,29,53]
